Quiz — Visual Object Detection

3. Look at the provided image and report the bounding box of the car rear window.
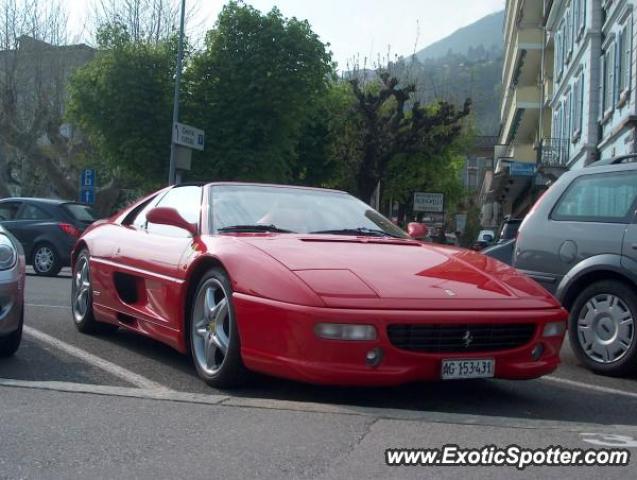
[63,203,97,223]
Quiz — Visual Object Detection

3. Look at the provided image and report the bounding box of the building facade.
[480,0,637,229]
[597,0,637,160]
[547,0,602,169]
[481,0,547,228]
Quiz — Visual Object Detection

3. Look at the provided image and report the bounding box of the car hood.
[237,235,559,310]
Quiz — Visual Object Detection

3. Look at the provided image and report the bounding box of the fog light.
[531,343,544,361]
[314,323,377,341]
[366,347,383,367]
[543,321,566,337]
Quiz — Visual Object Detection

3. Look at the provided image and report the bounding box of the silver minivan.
[514,157,637,376]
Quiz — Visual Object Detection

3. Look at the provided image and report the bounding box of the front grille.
[387,323,536,353]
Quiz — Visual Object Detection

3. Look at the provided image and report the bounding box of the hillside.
[415,10,504,61]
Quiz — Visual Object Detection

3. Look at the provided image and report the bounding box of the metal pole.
[168,0,186,185]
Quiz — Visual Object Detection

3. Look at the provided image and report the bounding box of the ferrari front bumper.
[233,293,567,386]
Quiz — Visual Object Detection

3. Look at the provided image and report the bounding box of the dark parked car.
[514,156,637,376]
[0,198,97,276]
[483,239,516,265]
[497,218,522,243]
[482,218,523,265]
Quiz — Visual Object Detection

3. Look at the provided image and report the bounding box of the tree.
[0,0,90,199]
[183,1,334,183]
[345,72,471,203]
[66,22,178,191]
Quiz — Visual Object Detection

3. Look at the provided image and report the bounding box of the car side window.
[551,171,637,223]
[127,197,160,230]
[147,185,202,237]
[18,204,51,220]
[0,202,22,221]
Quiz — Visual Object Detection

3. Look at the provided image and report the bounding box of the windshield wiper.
[217,224,295,234]
[310,228,403,238]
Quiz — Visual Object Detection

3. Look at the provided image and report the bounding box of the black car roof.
[0,197,78,205]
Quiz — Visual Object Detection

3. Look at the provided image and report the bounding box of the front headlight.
[0,234,17,270]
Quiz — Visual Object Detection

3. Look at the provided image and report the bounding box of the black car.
[482,218,523,265]
[0,198,97,276]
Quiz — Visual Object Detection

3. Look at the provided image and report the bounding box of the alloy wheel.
[191,278,232,376]
[73,257,91,323]
[34,246,54,273]
[577,293,635,364]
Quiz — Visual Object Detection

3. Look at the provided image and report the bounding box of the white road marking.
[23,326,171,392]
[543,375,637,400]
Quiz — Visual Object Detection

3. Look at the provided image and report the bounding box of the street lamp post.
[168,0,187,186]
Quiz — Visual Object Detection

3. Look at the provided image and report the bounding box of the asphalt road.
[1,269,637,478]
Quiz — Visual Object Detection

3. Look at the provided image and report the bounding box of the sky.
[64,0,505,68]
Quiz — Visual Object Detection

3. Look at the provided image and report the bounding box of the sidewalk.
[1,383,636,479]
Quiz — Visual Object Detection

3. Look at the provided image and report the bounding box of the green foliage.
[66,3,474,212]
[328,73,471,203]
[184,1,334,183]
[66,23,177,189]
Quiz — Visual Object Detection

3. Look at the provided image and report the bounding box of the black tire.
[569,279,637,376]
[32,242,62,277]
[189,268,249,388]
[71,249,118,335]
[0,308,23,357]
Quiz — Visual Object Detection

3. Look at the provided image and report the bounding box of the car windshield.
[63,203,97,223]
[210,185,408,238]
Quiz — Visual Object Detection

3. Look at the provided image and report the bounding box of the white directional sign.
[173,122,205,151]
[413,192,445,213]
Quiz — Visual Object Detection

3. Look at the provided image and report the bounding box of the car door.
[11,203,57,258]
[0,201,24,247]
[621,184,637,275]
[112,185,203,329]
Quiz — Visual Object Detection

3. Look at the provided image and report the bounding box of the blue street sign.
[80,188,95,205]
[509,162,536,176]
[81,168,96,188]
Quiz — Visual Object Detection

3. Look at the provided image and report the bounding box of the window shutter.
[600,53,605,117]
[579,73,585,131]
[617,32,624,94]
[625,19,633,92]
[608,46,615,109]
[614,39,621,103]
[581,0,587,32]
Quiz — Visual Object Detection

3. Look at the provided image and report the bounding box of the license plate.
[441,359,495,380]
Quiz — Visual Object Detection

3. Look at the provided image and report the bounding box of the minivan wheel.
[32,243,62,277]
[569,280,637,376]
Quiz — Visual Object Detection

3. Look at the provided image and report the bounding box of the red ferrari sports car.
[71,183,567,388]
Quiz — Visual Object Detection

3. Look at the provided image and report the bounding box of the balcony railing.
[539,137,569,167]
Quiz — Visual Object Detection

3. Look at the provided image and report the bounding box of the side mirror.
[146,207,197,236]
[483,234,494,243]
[407,222,427,239]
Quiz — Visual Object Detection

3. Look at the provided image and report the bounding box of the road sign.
[173,122,205,151]
[80,188,95,205]
[80,168,96,188]
[413,192,445,213]
[509,161,536,176]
